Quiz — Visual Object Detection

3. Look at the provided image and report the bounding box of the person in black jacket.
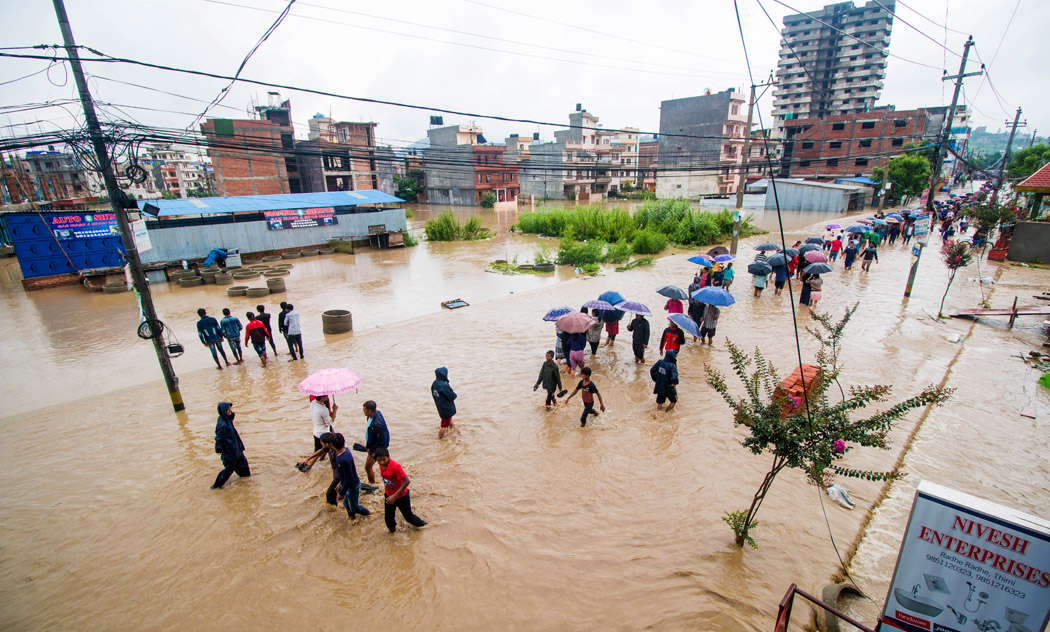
[255,304,278,356]
[431,367,458,439]
[212,402,250,489]
[626,314,650,364]
[277,301,289,351]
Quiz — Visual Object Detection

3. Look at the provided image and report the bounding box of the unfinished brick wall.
[201,120,291,197]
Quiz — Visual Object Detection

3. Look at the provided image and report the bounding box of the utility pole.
[52,0,184,412]
[990,108,1024,206]
[1029,130,1037,148]
[732,76,775,255]
[904,36,980,298]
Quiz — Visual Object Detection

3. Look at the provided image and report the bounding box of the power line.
[869,0,961,58]
[203,0,742,81]
[967,0,1020,112]
[187,0,297,132]
[461,0,743,65]
[893,0,968,35]
[0,63,54,87]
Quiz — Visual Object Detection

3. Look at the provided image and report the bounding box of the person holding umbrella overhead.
[627,313,650,364]
[748,261,772,298]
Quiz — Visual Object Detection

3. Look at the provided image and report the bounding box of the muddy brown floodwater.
[0,205,1047,631]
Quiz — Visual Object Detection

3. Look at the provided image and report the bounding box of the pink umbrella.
[297,367,363,396]
[556,311,596,334]
[804,250,829,263]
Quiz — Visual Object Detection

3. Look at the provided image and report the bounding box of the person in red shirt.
[374,447,427,533]
[659,321,686,354]
[243,312,270,367]
[829,237,843,263]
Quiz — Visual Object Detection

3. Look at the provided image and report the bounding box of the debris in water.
[826,484,855,510]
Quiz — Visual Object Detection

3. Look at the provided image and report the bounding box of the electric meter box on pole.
[879,481,1050,632]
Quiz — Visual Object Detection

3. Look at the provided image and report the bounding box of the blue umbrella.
[870,218,888,226]
[765,253,788,268]
[687,255,713,267]
[543,306,573,322]
[886,212,904,220]
[754,241,781,251]
[582,300,615,311]
[656,286,688,300]
[669,313,701,338]
[713,254,735,263]
[598,291,625,305]
[845,225,867,234]
[691,286,736,306]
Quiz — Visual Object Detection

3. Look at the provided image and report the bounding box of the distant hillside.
[969,126,1045,153]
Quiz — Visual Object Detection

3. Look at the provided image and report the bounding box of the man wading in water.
[431,367,458,439]
[362,401,389,486]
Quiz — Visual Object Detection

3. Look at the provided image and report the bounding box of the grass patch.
[488,261,552,275]
[513,199,762,255]
[616,257,654,272]
[403,232,418,247]
[424,211,492,241]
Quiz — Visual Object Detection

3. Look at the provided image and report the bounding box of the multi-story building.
[745,129,775,183]
[200,98,301,197]
[143,145,215,198]
[637,137,659,193]
[296,116,382,193]
[772,1,895,139]
[422,124,519,205]
[943,104,971,181]
[656,90,748,198]
[21,147,98,201]
[779,106,944,179]
[515,106,639,202]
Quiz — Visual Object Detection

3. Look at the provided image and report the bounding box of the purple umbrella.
[713,254,735,263]
[826,223,842,230]
[616,301,652,316]
[582,300,615,311]
[543,306,574,322]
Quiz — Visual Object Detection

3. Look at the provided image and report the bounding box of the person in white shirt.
[310,395,336,452]
[284,303,304,361]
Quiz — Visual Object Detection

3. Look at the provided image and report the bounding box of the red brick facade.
[201,119,292,197]
[783,109,937,179]
[472,145,518,204]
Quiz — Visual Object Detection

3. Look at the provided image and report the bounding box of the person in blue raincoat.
[431,367,458,440]
[649,350,680,412]
[212,402,250,489]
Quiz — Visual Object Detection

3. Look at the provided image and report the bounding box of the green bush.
[424,212,460,241]
[631,228,668,254]
[479,192,497,209]
[461,215,492,240]
[403,232,418,247]
[604,238,633,264]
[557,238,605,266]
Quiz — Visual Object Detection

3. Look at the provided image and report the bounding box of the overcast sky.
[1,0,1044,151]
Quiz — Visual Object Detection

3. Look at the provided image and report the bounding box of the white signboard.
[881,481,1050,632]
[913,212,932,246]
[130,219,151,253]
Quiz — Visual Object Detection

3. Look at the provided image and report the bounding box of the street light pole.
[52,0,184,412]
[904,36,980,298]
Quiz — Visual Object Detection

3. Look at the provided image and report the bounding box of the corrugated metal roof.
[137,190,404,217]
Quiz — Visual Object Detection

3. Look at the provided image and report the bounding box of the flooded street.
[0,205,1047,630]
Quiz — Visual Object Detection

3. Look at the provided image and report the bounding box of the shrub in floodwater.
[533,244,552,265]
[403,231,418,247]
[461,215,492,240]
[630,229,667,254]
[557,238,604,266]
[604,239,633,264]
[705,303,953,548]
[479,192,496,209]
[424,212,460,241]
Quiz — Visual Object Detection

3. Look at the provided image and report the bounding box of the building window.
[801,141,814,149]
[731,104,740,115]
[861,121,876,129]
[894,119,907,128]
[859,139,872,147]
[485,174,490,183]
[832,123,845,131]
[891,138,904,146]
[476,156,482,165]
[826,159,839,166]
[855,158,869,166]
[829,141,842,149]
[799,161,811,167]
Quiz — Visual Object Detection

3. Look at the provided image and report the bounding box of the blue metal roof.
[138,190,404,217]
[834,177,878,185]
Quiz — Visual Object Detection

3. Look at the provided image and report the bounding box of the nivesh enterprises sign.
[263,206,338,230]
[49,212,119,240]
[880,481,1050,632]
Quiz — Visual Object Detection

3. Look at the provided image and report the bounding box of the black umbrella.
[805,236,825,245]
[707,245,730,256]
[765,253,788,268]
[804,263,833,275]
[798,243,822,254]
[748,261,772,275]
[754,241,781,251]
[778,247,799,258]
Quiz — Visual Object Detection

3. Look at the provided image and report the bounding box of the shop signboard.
[49,212,120,240]
[880,481,1050,632]
[913,212,932,245]
[263,206,338,230]
[130,219,151,253]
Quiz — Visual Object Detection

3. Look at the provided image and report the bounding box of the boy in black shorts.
[564,367,605,427]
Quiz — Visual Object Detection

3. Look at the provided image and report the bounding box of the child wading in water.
[374,447,427,533]
[564,366,605,427]
[534,350,565,409]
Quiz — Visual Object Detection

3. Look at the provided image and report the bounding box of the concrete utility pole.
[732,77,775,255]
[52,0,184,412]
[904,36,980,299]
[1029,130,1038,148]
[991,108,1024,206]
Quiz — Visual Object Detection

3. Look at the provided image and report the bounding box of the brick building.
[656,90,748,198]
[637,138,658,193]
[780,107,944,179]
[472,144,518,204]
[201,99,300,197]
[297,116,382,193]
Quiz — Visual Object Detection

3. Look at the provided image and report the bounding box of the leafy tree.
[939,240,974,318]
[705,304,953,548]
[1006,143,1050,180]
[972,150,1002,171]
[885,154,931,199]
[479,192,497,209]
[394,175,418,202]
[902,140,937,166]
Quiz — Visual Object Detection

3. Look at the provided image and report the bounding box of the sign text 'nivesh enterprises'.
[880,481,1050,632]
[49,213,120,240]
[263,207,338,230]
